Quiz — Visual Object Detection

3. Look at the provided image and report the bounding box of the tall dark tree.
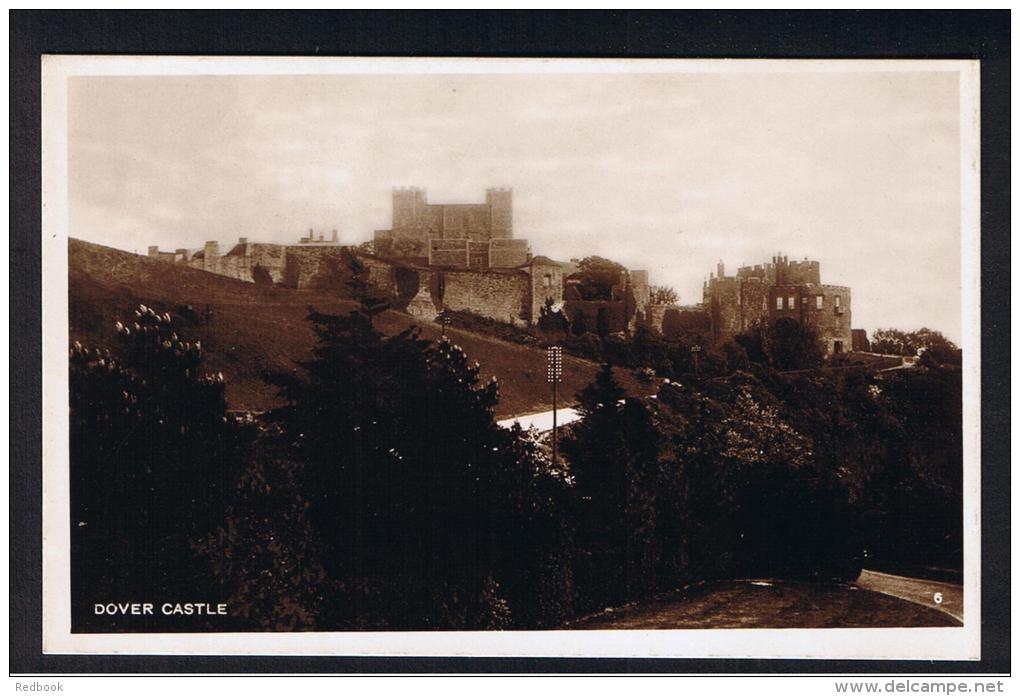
[69,305,251,630]
[562,364,660,610]
[269,293,572,628]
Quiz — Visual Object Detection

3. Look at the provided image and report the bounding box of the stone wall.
[804,285,853,354]
[439,269,532,326]
[778,259,821,285]
[852,329,871,352]
[428,239,470,267]
[489,239,529,268]
[249,243,288,284]
[404,268,440,320]
[739,277,770,332]
[705,277,742,340]
[528,260,563,322]
[468,241,489,269]
[630,270,650,312]
[279,246,347,289]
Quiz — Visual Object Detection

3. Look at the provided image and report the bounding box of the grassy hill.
[69,239,645,418]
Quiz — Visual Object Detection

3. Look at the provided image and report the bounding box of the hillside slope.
[69,239,644,418]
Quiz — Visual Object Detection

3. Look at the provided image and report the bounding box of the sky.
[68,67,965,342]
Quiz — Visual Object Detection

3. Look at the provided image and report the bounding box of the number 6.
[934,592,943,605]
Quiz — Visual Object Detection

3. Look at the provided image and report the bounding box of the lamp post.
[691,344,702,376]
[547,346,563,467]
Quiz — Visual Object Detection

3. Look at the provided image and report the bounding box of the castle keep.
[703,255,853,354]
[373,188,530,269]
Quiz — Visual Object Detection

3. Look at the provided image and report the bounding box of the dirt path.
[854,569,964,622]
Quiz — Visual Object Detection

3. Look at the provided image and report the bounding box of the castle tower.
[486,188,513,239]
[393,187,426,233]
[203,241,220,272]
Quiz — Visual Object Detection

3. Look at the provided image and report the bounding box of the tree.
[562,364,660,609]
[872,327,961,365]
[652,378,861,582]
[871,328,916,356]
[69,305,251,630]
[268,296,572,628]
[649,285,679,305]
[735,318,825,371]
[573,256,627,300]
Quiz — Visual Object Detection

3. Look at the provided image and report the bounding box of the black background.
[9,10,1010,674]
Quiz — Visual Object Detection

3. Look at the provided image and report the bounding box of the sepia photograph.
[39,55,980,660]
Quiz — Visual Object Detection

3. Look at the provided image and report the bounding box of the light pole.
[691,344,702,376]
[547,346,563,467]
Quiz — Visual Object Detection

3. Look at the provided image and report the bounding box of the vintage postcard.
[41,56,980,659]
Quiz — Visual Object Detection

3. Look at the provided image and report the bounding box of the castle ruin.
[703,255,853,354]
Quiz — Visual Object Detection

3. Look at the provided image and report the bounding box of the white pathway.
[498,407,581,434]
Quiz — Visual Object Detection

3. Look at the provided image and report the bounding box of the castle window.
[835,295,841,308]
[816,295,823,309]
[788,296,795,309]
[776,296,783,310]
[543,274,552,288]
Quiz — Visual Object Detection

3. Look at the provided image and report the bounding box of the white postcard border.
[40,56,982,660]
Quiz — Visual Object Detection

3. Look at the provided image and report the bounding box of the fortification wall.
[661,306,713,339]
[778,260,821,285]
[489,239,529,268]
[739,278,770,331]
[737,263,776,283]
[468,240,489,269]
[644,304,672,333]
[249,243,288,283]
[808,285,852,353]
[441,205,491,240]
[486,188,513,238]
[706,277,742,340]
[528,261,563,322]
[440,269,531,326]
[851,329,870,352]
[429,239,469,267]
[630,270,650,313]
[279,246,344,288]
[769,284,852,353]
[360,254,399,295]
[404,268,440,320]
